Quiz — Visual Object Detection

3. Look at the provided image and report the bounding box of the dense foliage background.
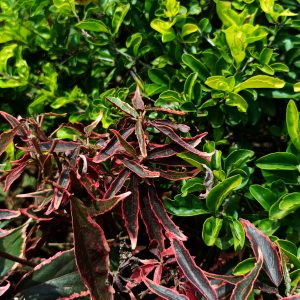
[1,0,300,299]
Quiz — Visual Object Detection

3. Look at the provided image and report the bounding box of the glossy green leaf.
[259,48,273,65]
[177,152,207,169]
[182,54,209,82]
[181,178,204,196]
[112,3,130,35]
[286,100,300,150]
[225,149,254,173]
[226,92,248,112]
[256,152,299,170]
[277,240,300,269]
[234,75,285,92]
[76,19,110,33]
[150,19,176,42]
[164,195,209,216]
[249,185,277,210]
[206,175,242,212]
[230,219,245,251]
[279,192,300,210]
[202,216,223,246]
[233,258,256,276]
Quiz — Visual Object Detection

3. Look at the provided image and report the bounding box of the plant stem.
[0,250,37,268]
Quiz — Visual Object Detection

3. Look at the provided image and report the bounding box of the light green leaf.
[181,24,198,38]
[226,92,248,112]
[287,100,300,151]
[294,82,300,92]
[202,216,223,246]
[256,152,299,170]
[230,219,245,251]
[164,0,180,17]
[112,3,130,35]
[205,76,235,92]
[234,75,285,92]
[76,19,110,33]
[233,258,256,276]
[249,185,277,210]
[206,175,242,212]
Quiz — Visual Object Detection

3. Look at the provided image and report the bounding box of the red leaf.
[89,192,132,217]
[71,197,114,300]
[106,97,139,118]
[0,111,20,128]
[142,276,189,300]
[147,133,208,160]
[0,209,21,220]
[122,175,140,249]
[158,168,200,181]
[148,187,187,241]
[240,218,283,286]
[57,291,90,300]
[171,238,218,300]
[135,117,147,158]
[230,247,263,300]
[146,107,186,115]
[119,159,160,178]
[151,124,212,162]
[4,162,28,192]
[93,127,135,163]
[54,168,70,210]
[104,169,131,199]
[110,129,138,158]
[140,195,165,252]
[203,272,241,285]
[132,85,145,111]
[151,120,190,133]
[20,205,53,221]
[84,111,103,137]
[0,280,10,297]
[39,141,80,152]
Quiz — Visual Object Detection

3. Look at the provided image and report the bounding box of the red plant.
[0,87,285,299]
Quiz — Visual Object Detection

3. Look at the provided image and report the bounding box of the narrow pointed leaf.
[151,120,190,133]
[0,281,10,297]
[104,169,131,199]
[240,218,283,286]
[39,141,80,152]
[148,187,187,241]
[53,168,70,211]
[146,107,186,115]
[152,124,212,161]
[0,209,21,220]
[171,238,218,300]
[147,132,207,160]
[93,127,135,162]
[15,250,86,300]
[106,97,138,118]
[89,192,132,217]
[135,117,147,158]
[122,175,140,250]
[141,196,165,252]
[230,248,263,300]
[132,85,145,111]
[158,168,200,181]
[0,111,20,128]
[119,159,160,178]
[84,111,103,137]
[71,197,114,300]
[4,162,28,192]
[110,129,138,158]
[206,175,242,212]
[142,276,189,300]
